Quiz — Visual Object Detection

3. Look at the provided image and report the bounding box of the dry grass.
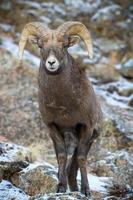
[106,181,133,199]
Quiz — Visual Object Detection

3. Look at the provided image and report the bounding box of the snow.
[96,88,130,108]
[21,161,58,181]
[94,77,133,109]
[77,171,111,193]
[21,159,110,194]
[0,142,29,162]
[0,180,29,200]
[0,36,40,68]
[0,23,14,32]
[68,44,88,56]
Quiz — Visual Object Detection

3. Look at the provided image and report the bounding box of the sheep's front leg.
[48,124,67,193]
[77,126,94,197]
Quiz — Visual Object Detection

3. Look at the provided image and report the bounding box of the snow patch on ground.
[77,171,111,193]
[0,36,40,67]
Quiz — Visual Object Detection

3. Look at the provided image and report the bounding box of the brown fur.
[38,41,102,196]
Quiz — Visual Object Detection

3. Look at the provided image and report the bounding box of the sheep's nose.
[48,60,55,66]
[46,54,60,72]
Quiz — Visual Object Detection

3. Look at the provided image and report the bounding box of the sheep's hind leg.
[48,124,67,193]
[67,148,79,191]
[78,127,98,197]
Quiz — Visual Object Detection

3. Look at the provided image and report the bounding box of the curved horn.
[57,21,93,59]
[19,22,49,62]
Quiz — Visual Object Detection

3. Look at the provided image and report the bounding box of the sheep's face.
[38,32,80,74]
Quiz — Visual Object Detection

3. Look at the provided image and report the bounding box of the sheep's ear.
[68,35,80,47]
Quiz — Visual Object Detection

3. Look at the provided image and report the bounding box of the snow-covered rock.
[0,180,29,200]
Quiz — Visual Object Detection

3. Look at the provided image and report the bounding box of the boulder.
[0,142,30,181]
[99,77,133,101]
[0,0,12,11]
[87,93,133,191]
[91,4,122,24]
[98,91,133,140]
[0,142,58,196]
[90,150,133,186]
[0,180,29,200]
[11,162,58,196]
[0,142,31,162]
[64,0,100,15]
[128,97,133,107]
[117,59,133,78]
[95,38,126,54]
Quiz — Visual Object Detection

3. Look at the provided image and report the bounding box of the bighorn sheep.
[19,21,102,197]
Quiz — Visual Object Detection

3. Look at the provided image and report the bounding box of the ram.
[19,21,102,197]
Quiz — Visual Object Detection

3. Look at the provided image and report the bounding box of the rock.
[95,38,126,54]
[64,0,100,16]
[117,86,133,97]
[0,142,30,181]
[0,141,109,199]
[0,36,40,67]
[68,43,101,66]
[91,4,122,24]
[30,192,89,200]
[0,142,57,196]
[113,151,133,186]
[53,4,66,17]
[0,142,30,162]
[106,85,118,93]
[41,2,66,17]
[100,78,133,97]
[0,160,29,181]
[18,1,41,9]
[0,0,12,11]
[116,18,133,32]
[88,59,119,83]
[100,95,133,140]
[117,58,133,78]
[106,181,133,199]
[87,92,133,190]
[39,16,51,25]
[0,180,29,200]
[128,97,133,107]
[11,162,58,196]
[91,151,133,187]
[25,9,39,18]
[0,23,14,32]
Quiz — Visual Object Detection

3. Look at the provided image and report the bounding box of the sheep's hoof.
[81,187,91,198]
[57,184,66,193]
